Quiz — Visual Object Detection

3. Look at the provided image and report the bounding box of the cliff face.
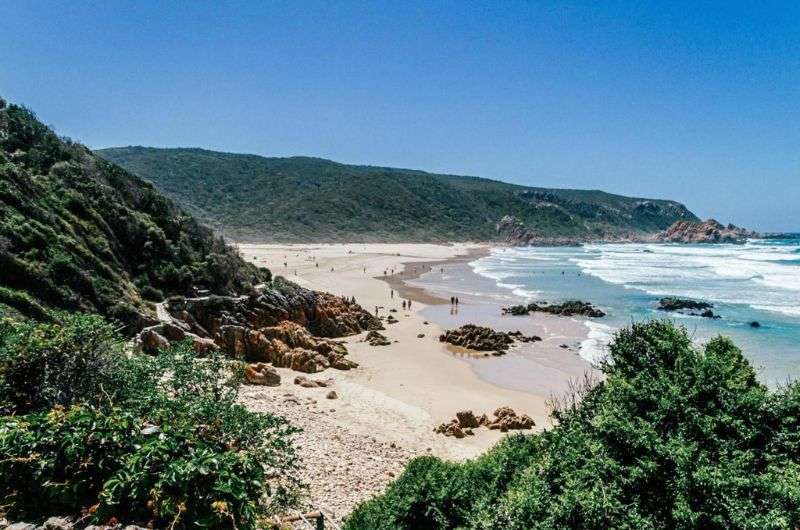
[657,219,758,244]
[495,215,642,246]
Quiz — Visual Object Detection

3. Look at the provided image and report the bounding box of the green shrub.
[345,321,800,530]
[139,284,165,301]
[0,317,301,528]
[0,313,124,415]
[0,286,52,321]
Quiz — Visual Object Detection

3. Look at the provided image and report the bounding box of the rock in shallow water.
[502,300,605,318]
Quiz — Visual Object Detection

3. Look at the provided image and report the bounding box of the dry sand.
[236,243,593,520]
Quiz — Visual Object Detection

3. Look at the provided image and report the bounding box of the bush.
[345,321,800,530]
[0,317,301,528]
[0,313,124,415]
[139,284,165,301]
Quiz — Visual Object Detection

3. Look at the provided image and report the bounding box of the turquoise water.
[469,238,800,386]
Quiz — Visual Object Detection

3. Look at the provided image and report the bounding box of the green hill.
[97,147,698,243]
[0,98,263,324]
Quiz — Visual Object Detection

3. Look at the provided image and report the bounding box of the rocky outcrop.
[438,324,541,353]
[496,216,585,247]
[163,287,382,340]
[135,321,218,355]
[503,300,605,318]
[435,407,535,437]
[657,297,719,319]
[134,283,377,374]
[657,219,758,244]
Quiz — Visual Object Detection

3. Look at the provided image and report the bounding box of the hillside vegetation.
[346,320,800,530]
[98,147,697,243]
[0,98,263,324]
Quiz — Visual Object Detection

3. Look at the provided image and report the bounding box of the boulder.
[456,410,480,428]
[326,390,338,399]
[363,330,391,346]
[294,375,333,388]
[244,363,281,386]
[138,328,169,354]
[330,355,358,370]
[434,420,466,438]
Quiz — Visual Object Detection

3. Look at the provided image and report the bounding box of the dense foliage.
[0,98,263,325]
[346,321,800,530]
[0,314,300,528]
[97,147,697,243]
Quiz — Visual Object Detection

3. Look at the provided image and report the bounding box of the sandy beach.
[236,242,594,519]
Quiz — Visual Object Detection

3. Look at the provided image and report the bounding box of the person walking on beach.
[455,297,459,306]
[450,296,455,305]
[407,299,412,310]
[402,300,406,310]
[390,289,394,299]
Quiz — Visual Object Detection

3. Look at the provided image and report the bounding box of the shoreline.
[376,246,491,305]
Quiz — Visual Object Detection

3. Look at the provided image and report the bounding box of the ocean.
[464,238,800,386]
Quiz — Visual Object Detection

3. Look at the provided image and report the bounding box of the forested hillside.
[0,98,263,324]
[98,147,698,243]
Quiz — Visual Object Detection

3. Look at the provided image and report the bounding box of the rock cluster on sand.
[362,330,391,346]
[439,324,541,354]
[502,300,606,318]
[435,407,535,438]
[657,219,758,244]
[658,297,720,319]
[135,288,382,378]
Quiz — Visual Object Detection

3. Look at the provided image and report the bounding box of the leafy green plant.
[0,317,301,528]
[0,313,124,415]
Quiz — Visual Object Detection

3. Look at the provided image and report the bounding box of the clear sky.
[3,1,798,231]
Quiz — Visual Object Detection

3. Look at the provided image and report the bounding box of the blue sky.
[3,1,798,231]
